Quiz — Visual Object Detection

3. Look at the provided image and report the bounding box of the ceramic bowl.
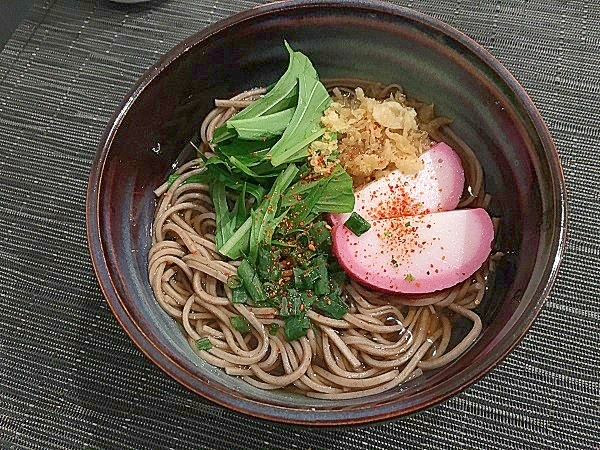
[87,0,567,425]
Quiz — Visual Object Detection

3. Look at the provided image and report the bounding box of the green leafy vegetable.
[182,162,266,201]
[211,42,309,145]
[237,259,273,307]
[166,43,363,342]
[215,137,276,166]
[211,179,253,260]
[217,216,252,260]
[210,182,234,249]
[248,164,299,265]
[268,72,331,166]
[282,165,354,222]
[226,107,295,140]
[226,44,309,121]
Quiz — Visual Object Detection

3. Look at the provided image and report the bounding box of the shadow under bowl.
[86,0,567,426]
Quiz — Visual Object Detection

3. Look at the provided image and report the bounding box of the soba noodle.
[149,82,498,399]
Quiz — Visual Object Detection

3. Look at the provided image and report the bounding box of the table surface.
[0,0,598,449]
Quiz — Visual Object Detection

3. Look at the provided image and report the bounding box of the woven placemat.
[0,0,597,448]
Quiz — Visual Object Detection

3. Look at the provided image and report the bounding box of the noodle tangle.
[149,83,497,399]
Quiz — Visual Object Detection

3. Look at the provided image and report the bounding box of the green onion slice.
[344,212,371,236]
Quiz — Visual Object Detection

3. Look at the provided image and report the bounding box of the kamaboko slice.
[329,142,464,226]
[332,208,494,294]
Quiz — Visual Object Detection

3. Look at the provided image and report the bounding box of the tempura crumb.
[312,87,432,185]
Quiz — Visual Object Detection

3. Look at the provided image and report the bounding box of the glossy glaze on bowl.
[86,0,567,425]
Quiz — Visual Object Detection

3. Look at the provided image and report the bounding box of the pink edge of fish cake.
[332,208,494,294]
[328,142,465,226]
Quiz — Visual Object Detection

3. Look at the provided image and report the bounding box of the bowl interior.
[88,1,565,424]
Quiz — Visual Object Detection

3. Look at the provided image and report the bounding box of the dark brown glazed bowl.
[86,0,567,426]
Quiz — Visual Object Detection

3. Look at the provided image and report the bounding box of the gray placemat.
[0,0,598,448]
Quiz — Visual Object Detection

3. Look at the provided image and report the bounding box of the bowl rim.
[86,0,568,426]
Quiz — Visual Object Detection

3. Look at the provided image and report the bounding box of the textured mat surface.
[0,0,598,448]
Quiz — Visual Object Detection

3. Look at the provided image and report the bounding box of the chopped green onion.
[293,268,319,290]
[167,174,180,187]
[404,273,415,282]
[296,233,310,247]
[308,221,331,251]
[230,316,251,333]
[284,314,311,341]
[227,275,242,289]
[257,245,281,282]
[195,337,213,351]
[313,255,329,296]
[268,323,280,336]
[328,259,348,285]
[344,212,371,236]
[231,286,249,304]
[301,291,315,309]
[279,298,290,317]
[314,292,348,319]
[287,289,304,316]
